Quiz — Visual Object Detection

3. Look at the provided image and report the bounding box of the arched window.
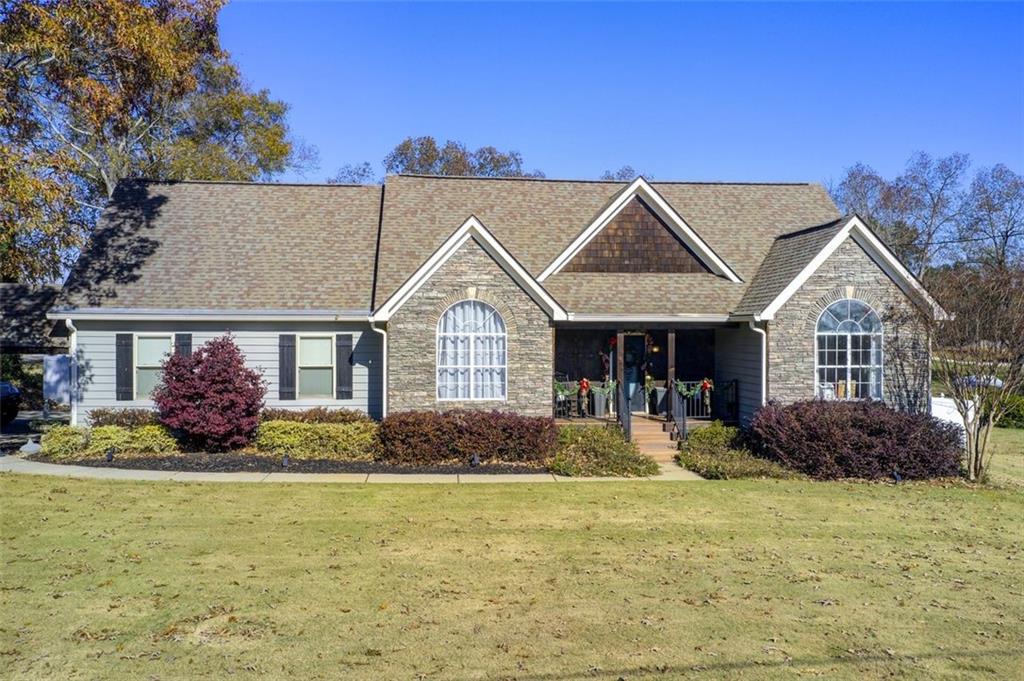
[437,300,507,400]
[815,299,883,400]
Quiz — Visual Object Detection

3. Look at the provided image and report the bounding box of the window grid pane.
[437,301,507,400]
[816,298,883,400]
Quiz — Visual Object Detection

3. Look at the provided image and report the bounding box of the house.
[46,175,945,427]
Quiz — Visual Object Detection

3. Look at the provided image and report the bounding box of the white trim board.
[537,177,743,283]
[757,215,948,321]
[371,216,568,322]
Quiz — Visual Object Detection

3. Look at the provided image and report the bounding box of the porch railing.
[674,380,713,419]
[616,382,632,441]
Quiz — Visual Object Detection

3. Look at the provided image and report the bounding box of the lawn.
[989,427,1024,487]
[1,476,1021,680]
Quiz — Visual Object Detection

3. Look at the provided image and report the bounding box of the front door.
[623,335,646,412]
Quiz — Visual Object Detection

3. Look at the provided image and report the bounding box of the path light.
[105,447,115,462]
[282,454,290,468]
[470,453,481,467]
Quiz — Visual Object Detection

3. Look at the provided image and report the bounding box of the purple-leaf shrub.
[152,335,266,451]
[747,400,962,480]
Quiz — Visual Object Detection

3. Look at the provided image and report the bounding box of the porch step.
[629,417,679,465]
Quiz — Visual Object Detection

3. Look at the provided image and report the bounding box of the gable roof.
[371,216,567,322]
[537,177,742,282]
[56,180,382,314]
[737,215,947,320]
[56,174,845,319]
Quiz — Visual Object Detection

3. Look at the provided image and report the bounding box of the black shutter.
[174,333,192,357]
[336,334,353,400]
[279,334,296,400]
[115,334,133,401]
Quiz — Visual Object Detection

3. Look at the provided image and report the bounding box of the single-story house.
[47,175,945,426]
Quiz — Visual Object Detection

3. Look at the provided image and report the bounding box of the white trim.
[747,320,767,406]
[537,177,743,283]
[66,318,78,426]
[371,216,567,322]
[133,333,173,401]
[47,308,369,322]
[296,333,336,400]
[565,313,731,323]
[370,322,388,418]
[758,216,947,321]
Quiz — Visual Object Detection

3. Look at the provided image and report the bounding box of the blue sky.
[220,2,1023,184]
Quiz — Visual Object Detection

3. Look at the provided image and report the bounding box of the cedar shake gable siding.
[562,197,711,274]
[386,236,553,416]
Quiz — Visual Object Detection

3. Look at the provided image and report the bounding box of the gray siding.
[72,321,382,424]
[714,325,763,425]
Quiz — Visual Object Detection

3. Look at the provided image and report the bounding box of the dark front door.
[623,335,646,412]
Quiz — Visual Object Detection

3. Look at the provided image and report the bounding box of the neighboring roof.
[373,174,839,310]
[0,284,67,352]
[733,217,847,317]
[57,180,382,312]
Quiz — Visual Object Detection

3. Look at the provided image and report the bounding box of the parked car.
[1,381,21,427]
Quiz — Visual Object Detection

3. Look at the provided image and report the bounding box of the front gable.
[562,197,712,274]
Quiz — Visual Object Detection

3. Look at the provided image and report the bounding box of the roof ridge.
[391,173,818,186]
[776,215,850,240]
[125,178,380,188]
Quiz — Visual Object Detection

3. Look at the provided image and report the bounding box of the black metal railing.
[616,382,632,441]
[675,380,713,419]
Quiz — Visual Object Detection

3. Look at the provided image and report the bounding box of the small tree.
[153,334,265,451]
[929,267,1024,481]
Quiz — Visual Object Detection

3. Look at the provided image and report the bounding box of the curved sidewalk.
[0,455,702,484]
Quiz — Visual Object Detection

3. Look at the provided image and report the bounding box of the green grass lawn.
[989,427,1024,487]
[1,475,1021,680]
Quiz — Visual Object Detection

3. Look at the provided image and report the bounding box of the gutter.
[65,318,78,426]
[748,320,767,405]
[565,313,731,323]
[47,308,371,322]
[369,320,388,418]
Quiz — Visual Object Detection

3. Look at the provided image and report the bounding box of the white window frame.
[133,333,173,400]
[296,334,336,399]
[436,301,508,402]
[814,299,884,401]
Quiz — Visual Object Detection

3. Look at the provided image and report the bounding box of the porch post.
[616,330,625,413]
[667,328,676,417]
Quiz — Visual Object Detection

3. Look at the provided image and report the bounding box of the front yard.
[1,475,1021,679]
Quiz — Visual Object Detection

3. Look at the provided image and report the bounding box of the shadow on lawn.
[507,648,1018,680]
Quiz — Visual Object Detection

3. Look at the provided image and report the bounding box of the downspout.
[65,318,78,426]
[369,320,387,418]
[748,320,767,406]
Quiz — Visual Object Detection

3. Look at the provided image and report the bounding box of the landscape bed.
[0,474,1020,680]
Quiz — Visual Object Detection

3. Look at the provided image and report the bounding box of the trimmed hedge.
[550,425,659,477]
[676,422,796,480]
[255,420,378,461]
[87,408,158,428]
[260,407,372,425]
[376,410,558,466]
[40,426,90,461]
[748,400,962,480]
[41,424,180,460]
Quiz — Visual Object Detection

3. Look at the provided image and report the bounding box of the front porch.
[552,325,747,425]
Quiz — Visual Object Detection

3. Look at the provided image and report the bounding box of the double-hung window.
[437,300,507,400]
[815,298,883,400]
[297,335,334,399]
[135,335,172,399]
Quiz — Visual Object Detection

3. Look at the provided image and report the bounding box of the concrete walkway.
[0,454,702,484]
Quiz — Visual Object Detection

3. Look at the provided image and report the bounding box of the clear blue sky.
[220,2,1023,184]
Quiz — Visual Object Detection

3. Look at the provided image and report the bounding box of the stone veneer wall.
[768,237,930,406]
[386,237,554,416]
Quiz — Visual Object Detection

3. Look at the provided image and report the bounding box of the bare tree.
[928,266,1024,481]
[600,165,651,181]
[959,164,1024,270]
[328,162,378,185]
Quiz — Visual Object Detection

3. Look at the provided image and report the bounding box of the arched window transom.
[437,300,507,400]
[815,299,883,400]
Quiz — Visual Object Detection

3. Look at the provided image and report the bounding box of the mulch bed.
[28,453,548,475]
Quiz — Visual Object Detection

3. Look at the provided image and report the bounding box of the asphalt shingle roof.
[0,284,67,352]
[57,175,842,317]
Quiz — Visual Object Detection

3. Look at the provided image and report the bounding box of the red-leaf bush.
[376,410,558,466]
[260,406,372,424]
[152,335,266,451]
[88,407,159,428]
[747,400,962,480]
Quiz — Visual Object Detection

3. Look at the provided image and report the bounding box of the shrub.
[685,421,741,452]
[255,420,378,461]
[997,394,1024,429]
[376,410,558,466]
[748,400,962,480]
[84,425,133,456]
[40,425,89,460]
[126,425,181,455]
[153,335,266,451]
[550,425,659,477]
[676,443,797,480]
[88,408,158,428]
[260,406,372,424]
